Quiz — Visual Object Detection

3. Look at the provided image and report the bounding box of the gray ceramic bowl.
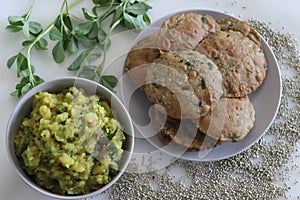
[6,77,134,199]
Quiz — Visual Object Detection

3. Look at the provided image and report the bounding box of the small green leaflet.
[78,66,97,80]
[7,55,17,69]
[35,38,48,50]
[52,41,65,63]
[49,28,62,41]
[99,75,118,91]
[22,21,30,38]
[28,21,43,35]
[7,15,24,26]
[82,8,98,20]
[68,46,102,71]
[126,1,152,15]
[16,53,28,77]
[5,25,22,32]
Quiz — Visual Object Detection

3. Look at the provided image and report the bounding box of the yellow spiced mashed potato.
[14,87,126,195]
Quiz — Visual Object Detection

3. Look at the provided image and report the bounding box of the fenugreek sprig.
[6,0,152,97]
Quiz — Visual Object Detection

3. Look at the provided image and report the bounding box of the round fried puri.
[124,35,160,90]
[144,50,223,119]
[194,96,255,142]
[151,109,221,151]
[217,18,262,48]
[195,30,267,97]
[158,12,220,51]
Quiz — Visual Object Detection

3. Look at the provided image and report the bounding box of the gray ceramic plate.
[120,10,282,161]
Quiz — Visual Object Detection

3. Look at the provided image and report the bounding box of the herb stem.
[24,0,35,20]
[122,0,129,12]
[95,17,123,76]
[98,0,116,22]
[59,0,68,34]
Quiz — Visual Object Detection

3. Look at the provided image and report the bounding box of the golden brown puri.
[193,96,255,142]
[151,108,221,151]
[195,30,267,97]
[217,18,262,48]
[158,12,220,51]
[124,35,160,90]
[144,50,223,119]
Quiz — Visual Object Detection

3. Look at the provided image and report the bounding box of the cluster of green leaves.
[6,3,45,97]
[6,0,152,97]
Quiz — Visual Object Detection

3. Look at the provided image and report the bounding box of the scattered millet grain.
[104,20,300,200]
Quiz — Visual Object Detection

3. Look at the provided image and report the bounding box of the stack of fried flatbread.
[124,12,267,151]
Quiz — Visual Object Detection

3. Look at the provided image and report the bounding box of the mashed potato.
[14,87,126,195]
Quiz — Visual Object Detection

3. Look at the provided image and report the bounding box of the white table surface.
[1,0,299,199]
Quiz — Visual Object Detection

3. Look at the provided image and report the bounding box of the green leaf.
[14,73,43,97]
[21,10,31,20]
[76,35,97,47]
[20,76,30,84]
[75,21,94,36]
[35,38,48,50]
[52,41,65,63]
[7,55,17,68]
[62,30,73,43]
[97,27,107,43]
[20,82,33,97]
[29,21,43,34]
[123,13,138,29]
[22,40,34,47]
[82,8,98,20]
[54,15,62,29]
[78,66,97,80]
[62,14,73,31]
[5,25,22,32]
[22,21,30,38]
[49,27,62,41]
[111,5,123,26]
[16,82,25,90]
[33,75,44,85]
[16,53,28,77]
[7,16,24,26]
[68,51,89,71]
[87,22,99,39]
[126,2,152,15]
[86,46,102,62]
[92,0,110,6]
[99,75,118,91]
[136,14,149,29]
[66,36,79,53]
[10,90,18,97]
[98,6,116,22]
[21,65,35,77]
[16,77,30,97]
[137,14,149,29]
[92,6,98,16]
[143,14,151,25]
[68,47,101,71]
[15,83,24,91]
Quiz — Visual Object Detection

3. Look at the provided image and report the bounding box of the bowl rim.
[6,77,135,199]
